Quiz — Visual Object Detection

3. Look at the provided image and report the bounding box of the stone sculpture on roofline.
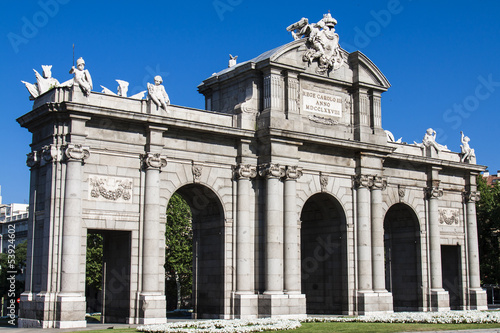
[147,75,170,113]
[69,57,93,96]
[21,65,61,100]
[287,11,344,74]
[460,131,476,163]
[101,79,146,99]
[21,56,159,102]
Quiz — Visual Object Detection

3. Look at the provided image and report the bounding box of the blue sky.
[1,1,499,204]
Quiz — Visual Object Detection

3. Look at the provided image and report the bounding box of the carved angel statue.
[414,128,450,152]
[21,65,60,100]
[147,75,170,112]
[101,79,146,99]
[69,57,93,96]
[228,54,238,68]
[460,131,475,163]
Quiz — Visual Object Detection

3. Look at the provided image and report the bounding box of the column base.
[469,288,488,310]
[357,291,394,315]
[258,293,306,319]
[138,293,167,325]
[234,293,259,319]
[56,293,87,328]
[430,289,450,311]
[19,292,87,328]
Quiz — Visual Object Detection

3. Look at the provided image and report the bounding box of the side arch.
[384,202,423,311]
[165,182,226,318]
[300,192,349,314]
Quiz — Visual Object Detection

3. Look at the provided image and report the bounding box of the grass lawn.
[65,322,500,333]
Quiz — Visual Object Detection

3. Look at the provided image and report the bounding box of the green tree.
[165,193,193,310]
[476,175,500,285]
[86,233,103,290]
[0,239,27,298]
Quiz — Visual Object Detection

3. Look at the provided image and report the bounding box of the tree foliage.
[165,192,193,310]
[476,175,500,285]
[86,233,103,291]
[0,240,27,298]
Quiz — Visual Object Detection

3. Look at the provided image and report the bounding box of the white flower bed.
[137,310,500,333]
[137,318,301,333]
[305,310,500,324]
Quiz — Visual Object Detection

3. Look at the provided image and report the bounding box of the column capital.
[464,190,480,203]
[425,186,443,199]
[64,144,90,162]
[285,166,303,180]
[234,164,257,179]
[26,151,39,168]
[259,163,285,179]
[141,153,167,170]
[41,144,63,165]
[371,176,387,190]
[353,174,372,189]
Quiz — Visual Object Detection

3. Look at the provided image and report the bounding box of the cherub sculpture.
[460,131,475,163]
[416,128,450,152]
[147,75,170,112]
[70,57,92,96]
[21,65,60,100]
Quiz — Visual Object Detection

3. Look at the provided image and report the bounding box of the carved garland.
[89,177,132,201]
[308,115,338,126]
[439,209,460,225]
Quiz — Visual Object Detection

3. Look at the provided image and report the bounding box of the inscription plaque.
[302,89,342,117]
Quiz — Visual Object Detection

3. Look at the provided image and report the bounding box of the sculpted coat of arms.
[287,12,344,75]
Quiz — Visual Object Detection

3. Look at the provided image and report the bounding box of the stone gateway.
[18,13,487,328]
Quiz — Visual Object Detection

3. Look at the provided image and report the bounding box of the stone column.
[465,190,481,290]
[234,164,257,294]
[370,176,393,312]
[426,184,443,290]
[426,180,449,310]
[371,176,387,293]
[284,166,302,294]
[57,144,89,328]
[233,164,258,318]
[139,152,168,324]
[355,174,372,292]
[464,184,488,309]
[18,151,40,327]
[260,163,286,294]
[60,144,89,293]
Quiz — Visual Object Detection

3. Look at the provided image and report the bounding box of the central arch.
[166,184,225,318]
[300,193,348,314]
[384,203,423,311]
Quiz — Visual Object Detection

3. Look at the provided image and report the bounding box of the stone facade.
[17,21,487,328]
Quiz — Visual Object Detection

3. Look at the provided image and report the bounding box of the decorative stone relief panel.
[88,175,133,202]
[439,208,461,225]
